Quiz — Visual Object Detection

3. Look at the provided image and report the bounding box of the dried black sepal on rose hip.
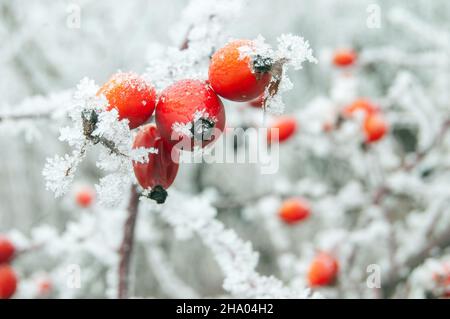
[191,117,216,141]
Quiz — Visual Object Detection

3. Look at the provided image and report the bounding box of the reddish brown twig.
[382,226,450,298]
[118,185,140,299]
[403,118,450,171]
[0,112,52,122]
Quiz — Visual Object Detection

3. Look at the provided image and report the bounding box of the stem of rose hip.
[118,185,140,299]
[262,58,288,110]
[81,109,128,157]
[116,22,191,300]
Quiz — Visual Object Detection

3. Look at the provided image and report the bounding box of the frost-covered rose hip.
[0,236,15,264]
[308,252,339,287]
[132,124,179,204]
[363,114,388,143]
[155,79,225,151]
[75,187,95,208]
[0,265,17,299]
[343,98,379,118]
[267,116,298,144]
[333,48,357,67]
[98,72,156,129]
[278,198,311,224]
[37,278,52,297]
[209,39,272,102]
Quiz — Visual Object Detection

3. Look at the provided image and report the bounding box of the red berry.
[38,278,52,296]
[322,121,335,133]
[155,79,226,151]
[132,124,179,197]
[363,114,388,143]
[75,187,95,208]
[333,49,357,67]
[267,116,298,144]
[98,72,156,129]
[0,265,17,299]
[0,237,15,264]
[342,99,379,118]
[308,252,339,287]
[209,40,272,102]
[278,198,311,224]
[432,262,450,297]
[249,94,264,108]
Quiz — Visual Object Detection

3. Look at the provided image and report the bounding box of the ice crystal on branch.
[42,78,156,204]
[151,191,313,298]
[145,0,243,89]
[43,150,87,198]
[239,34,317,114]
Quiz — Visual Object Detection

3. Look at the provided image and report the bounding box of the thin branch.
[403,118,450,171]
[381,226,450,297]
[0,112,52,122]
[118,185,140,299]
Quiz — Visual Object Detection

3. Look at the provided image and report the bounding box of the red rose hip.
[98,72,156,129]
[155,79,225,151]
[333,48,357,67]
[209,39,272,102]
[75,187,95,208]
[132,124,179,204]
[342,98,379,118]
[0,265,17,299]
[267,116,298,144]
[363,114,388,143]
[278,198,311,224]
[308,252,339,287]
[0,236,15,264]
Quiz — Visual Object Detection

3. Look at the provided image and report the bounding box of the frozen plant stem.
[382,225,450,297]
[118,15,193,300]
[0,112,52,122]
[118,185,140,299]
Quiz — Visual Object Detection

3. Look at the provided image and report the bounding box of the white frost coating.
[153,191,315,298]
[238,34,316,114]
[145,0,244,90]
[42,78,156,204]
[43,150,87,198]
[172,121,194,138]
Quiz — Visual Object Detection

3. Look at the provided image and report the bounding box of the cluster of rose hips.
[277,197,338,287]
[0,236,17,299]
[270,48,389,288]
[1,236,53,299]
[96,39,299,203]
[342,98,388,143]
[332,48,388,143]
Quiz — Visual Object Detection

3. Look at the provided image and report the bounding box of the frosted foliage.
[239,34,317,114]
[42,78,156,203]
[145,0,243,89]
[154,191,314,298]
[43,150,87,198]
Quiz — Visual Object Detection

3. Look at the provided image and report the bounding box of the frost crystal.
[153,191,311,298]
[42,78,155,203]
